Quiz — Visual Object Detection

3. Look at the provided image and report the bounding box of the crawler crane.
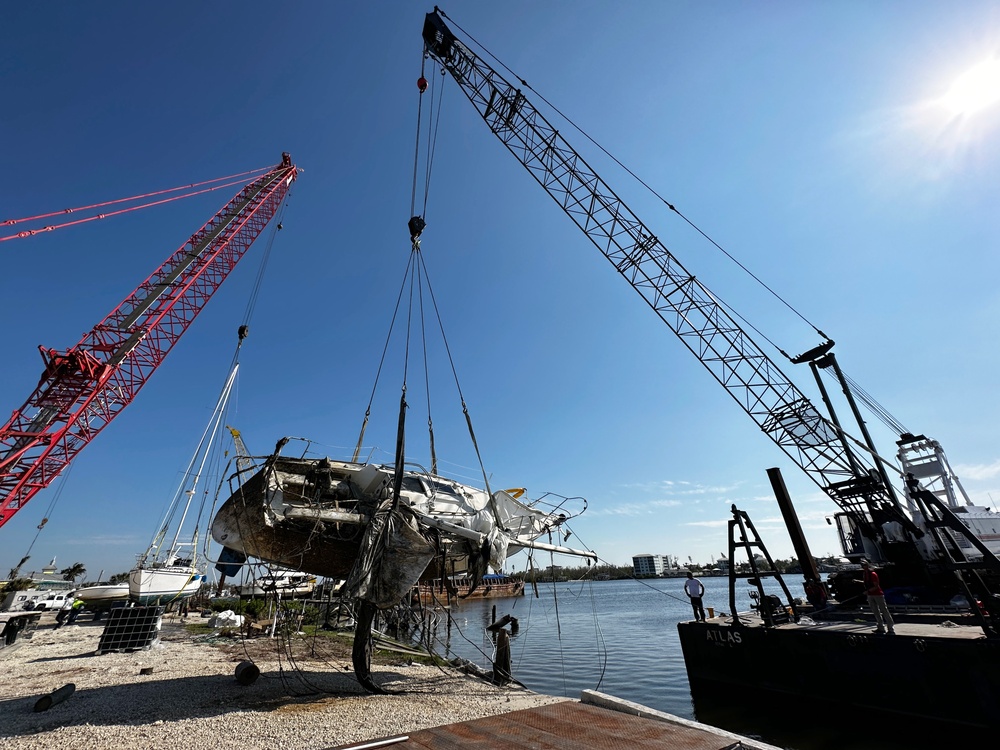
[0,153,298,530]
[421,10,1000,609]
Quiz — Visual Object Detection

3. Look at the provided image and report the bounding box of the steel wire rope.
[352,252,417,462]
[0,175,267,244]
[821,367,909,436]
[4,462,75,579]
[192,169,295,548]
[231,192,294,371]
[410,54,428,219]
[420,587,500,669]
[434,10,943,491]
[416,254,438,475]
[436,8,828,346]
[411,249,502,523]
[442,14,917,457]
[411,35,507,522]
[550,565,611,693]
[509,553,539,680]
[142,360,241,571]
[432,11,938,510]
[190,376,244,563]
[2,165,270,227]
[508,551,585,698]
[420,59,447,220]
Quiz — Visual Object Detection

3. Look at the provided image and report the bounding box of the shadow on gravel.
[27,651,96,662]
[0,667,412,737]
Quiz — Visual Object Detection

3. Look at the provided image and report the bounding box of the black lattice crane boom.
[420,12,907,551]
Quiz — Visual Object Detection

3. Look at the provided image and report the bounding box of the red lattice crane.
[0,153,298,530]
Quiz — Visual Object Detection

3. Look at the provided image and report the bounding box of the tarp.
[343,502,436,609]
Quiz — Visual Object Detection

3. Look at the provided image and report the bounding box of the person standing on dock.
[861,560,895,635]
[684,571,706,621]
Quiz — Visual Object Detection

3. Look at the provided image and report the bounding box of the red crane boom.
[0,153,298,530]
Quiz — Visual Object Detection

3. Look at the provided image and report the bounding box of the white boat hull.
[129,567,204,604]
[236,572,317,598]
[76,583,130,604]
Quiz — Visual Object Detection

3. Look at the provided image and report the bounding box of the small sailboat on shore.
[130,361,240,604]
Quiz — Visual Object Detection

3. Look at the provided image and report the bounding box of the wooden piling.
[493,630,512,685]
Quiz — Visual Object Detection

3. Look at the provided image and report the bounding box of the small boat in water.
[415,573,524,603]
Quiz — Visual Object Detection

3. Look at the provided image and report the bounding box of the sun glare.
[941,59,1000,116]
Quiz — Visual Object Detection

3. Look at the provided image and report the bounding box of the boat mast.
[166,362,240,558]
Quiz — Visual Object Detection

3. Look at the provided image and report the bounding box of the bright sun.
[941,59,1000,116]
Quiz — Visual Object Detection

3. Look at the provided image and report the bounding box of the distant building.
[632,554,665,577]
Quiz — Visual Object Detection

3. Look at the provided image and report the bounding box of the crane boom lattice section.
[0,155,298,530]
[423,13,888,523]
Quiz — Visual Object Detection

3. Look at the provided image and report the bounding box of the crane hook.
[408,215,426,242]
[417,76,428,93]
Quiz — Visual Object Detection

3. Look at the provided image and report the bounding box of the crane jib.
[420,13,903,538]
[0,155,297,530]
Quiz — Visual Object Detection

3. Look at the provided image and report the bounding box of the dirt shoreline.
[0,611,567,749]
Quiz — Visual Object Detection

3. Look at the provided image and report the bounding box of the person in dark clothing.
[55,599,73,628]
[684,571,706,621]
[66,598,85,625]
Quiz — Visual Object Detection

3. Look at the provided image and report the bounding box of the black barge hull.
[678,618,1000,730]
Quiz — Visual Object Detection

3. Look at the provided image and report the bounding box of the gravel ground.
[0,612,567,750]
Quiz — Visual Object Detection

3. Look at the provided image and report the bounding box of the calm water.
[432,577,984,750]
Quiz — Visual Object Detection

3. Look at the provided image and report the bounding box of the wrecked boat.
[209,439,593,692]
[211,445,591,586]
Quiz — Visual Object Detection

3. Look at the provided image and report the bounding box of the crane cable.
[411,53,447,223]
[0,166,273,244]
[4,462,75,581]
[354,56,501,528]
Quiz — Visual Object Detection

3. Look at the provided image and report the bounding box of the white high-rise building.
[632,554,665,577]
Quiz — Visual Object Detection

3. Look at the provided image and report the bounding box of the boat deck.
[705,610,989,640]
[330,693,779,750]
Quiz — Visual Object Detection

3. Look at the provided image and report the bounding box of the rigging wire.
[2,165,270,227]
[4,462,75,579]
[822,366,909,436]
[0,174,269,244]
[416,251,438,475]
[353,252,417,462]
[421,62,447,219]
[411,248,502,524]
[410,55,427,219]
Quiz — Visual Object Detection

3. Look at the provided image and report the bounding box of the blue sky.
[3,1,1000,582]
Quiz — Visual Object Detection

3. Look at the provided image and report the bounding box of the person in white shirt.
[683,571,706,621]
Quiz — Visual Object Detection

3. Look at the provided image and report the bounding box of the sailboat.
[211,448,592,584]
[129,362,239,605]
